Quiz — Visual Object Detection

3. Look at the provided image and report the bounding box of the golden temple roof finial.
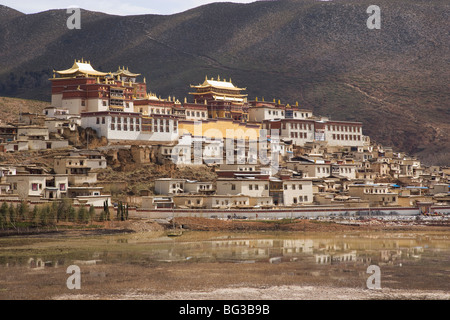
[296,101,299,107]
[217,75,220,81]
[255,97,258,101]
[143,77,146,83]
[184,97,187,103]
[262,97,264,101]
[278,99,281,105]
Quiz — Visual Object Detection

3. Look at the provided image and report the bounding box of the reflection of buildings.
[27,257,60,269]
[140,238,426,265]
[315,251,357,265]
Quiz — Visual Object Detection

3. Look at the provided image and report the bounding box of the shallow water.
[0,230,449,298]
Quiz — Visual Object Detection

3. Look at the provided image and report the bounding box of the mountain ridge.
[0,0,448,165]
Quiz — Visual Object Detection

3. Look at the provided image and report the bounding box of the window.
[102,117,105,124]
[60,183,66,191]
[249,184,253,190]
[32,183,38,191]
[96,118,100,124]
[231,184,236,191]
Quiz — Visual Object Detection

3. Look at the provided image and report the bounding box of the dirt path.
[54,285,450,300]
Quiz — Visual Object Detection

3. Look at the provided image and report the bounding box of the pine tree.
[78,206,87,224]
[0,202,8,229]
[40,205,50,226]
[58,198,72,222]
[8,203,16,224]
[18,200,28,222]
[48,202,58,226]
[31,206,39,227]
[68,206,77,222]
[99,209,105,222]
[88,205,95,224]
[104,200,111,221]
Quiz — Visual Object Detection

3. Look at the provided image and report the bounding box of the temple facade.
[189,77,248,121]
[50,59,366,148]
[50,59,145,115]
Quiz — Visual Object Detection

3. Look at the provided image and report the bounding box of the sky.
[1,0,258,16]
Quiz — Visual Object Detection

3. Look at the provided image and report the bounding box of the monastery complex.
[0,60,449,216]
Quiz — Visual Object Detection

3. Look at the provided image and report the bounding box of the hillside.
[0,0,448,165]
[0,96,48,124]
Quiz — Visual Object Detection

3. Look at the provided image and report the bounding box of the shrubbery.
[0,199,127,230]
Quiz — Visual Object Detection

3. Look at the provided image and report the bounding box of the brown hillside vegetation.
[0,96,48,123]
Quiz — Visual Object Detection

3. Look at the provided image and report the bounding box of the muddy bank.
[0,220,163,238]
[169,216,450,232]
[1,216,449,239]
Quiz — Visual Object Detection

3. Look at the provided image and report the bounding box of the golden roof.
[56,59,108,77]
[191,76,246,91]
[112,66,141,78]
[189,91,247,98]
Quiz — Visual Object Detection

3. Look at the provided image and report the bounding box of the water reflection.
[0,232,448,269]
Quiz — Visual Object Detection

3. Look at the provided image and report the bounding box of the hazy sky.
[1,0,258,16]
